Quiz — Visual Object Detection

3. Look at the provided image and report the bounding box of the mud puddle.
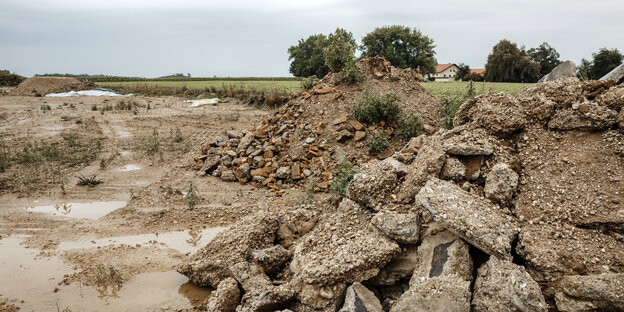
[0,235,211,311]
[27,201,128,220]
[59,227,227,254]
[117,131,131,138]
[119,164,141,171]
[42,125,66,135]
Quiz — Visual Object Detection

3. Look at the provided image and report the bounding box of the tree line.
[288,26,623,83]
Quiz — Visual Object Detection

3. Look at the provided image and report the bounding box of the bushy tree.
[576,48,623,80]
[288,34,330,78]
[455,63,470,81]
[0,70,25,87]
[323,28,358,73]
[360,25,437,75]
[592,48,623,79]
[463,72,485,81]
[485,39,540,82]
[577,58,593,80]
[527,42,561,77]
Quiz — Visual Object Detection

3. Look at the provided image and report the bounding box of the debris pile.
[10,77,96,96]
[181,75,623,311]
[194,57,445,194]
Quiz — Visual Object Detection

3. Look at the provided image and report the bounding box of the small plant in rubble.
[329,159,358,201]
[398,113,424,138]
[352,87,403,125]
[185,181,199,209]
[301,76,320,90]
[297,178,319,205]
[368,131,389,154]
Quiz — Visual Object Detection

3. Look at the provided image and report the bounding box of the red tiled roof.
[470,69,486,75]
[436,64,454,73]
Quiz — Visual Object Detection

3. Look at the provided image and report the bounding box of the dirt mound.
[10,77,95,96]
[194,57,445,194]
[179,77,624,311]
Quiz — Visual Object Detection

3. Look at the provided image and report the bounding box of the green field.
[97,80,303,92]
[96,80,531,98]
[421,81,530,98]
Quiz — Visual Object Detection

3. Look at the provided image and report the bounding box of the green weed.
[352,88,402,125]
[368,131,389,154]
[329,159,357,200]
[185,181,199,209]
[398,113,424,138]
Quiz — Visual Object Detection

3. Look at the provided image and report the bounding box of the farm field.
[97,79,532,98]
[421,81,530,97]
[97,80,303,92]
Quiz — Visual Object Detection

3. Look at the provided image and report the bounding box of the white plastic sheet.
[46,88,124,97]
[185,98,219,107]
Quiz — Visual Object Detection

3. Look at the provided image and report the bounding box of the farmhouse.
[431,63,459,81]
[429,64,486,81]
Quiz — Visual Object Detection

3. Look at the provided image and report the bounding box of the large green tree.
[288,34,330,78]
[527,42,561,77]
[360,25,437,75]
[323,28,358,73]
[485,39,540,82]
[592,48,623,79]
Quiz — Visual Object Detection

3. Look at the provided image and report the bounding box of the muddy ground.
[0,93,308,311]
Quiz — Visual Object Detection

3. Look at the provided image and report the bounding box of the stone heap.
[180,77,624,311]
[193,57,445,195]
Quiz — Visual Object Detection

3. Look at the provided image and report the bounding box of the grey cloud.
[0,0,622,77]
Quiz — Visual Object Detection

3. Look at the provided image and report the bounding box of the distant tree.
[577,58,593,79]
[455,63,471,81]
[360,25,437,75]
[485,39,540,82]
[591,48,623,79]
[323,28,358,73]
[527,42,561,77]
[288,34,330,79]
[463,72,485,82]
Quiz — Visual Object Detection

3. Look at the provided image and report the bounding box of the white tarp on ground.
[46,88,124,97]
[185,98,219,107]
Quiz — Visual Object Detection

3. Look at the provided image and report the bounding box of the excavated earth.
[178,76,624,312]
[9,77,96,96]
[193,57,445,195]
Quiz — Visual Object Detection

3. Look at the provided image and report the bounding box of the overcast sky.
[1,0,622,77]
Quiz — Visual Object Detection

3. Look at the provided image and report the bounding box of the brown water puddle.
[0,235,211,311]
[58,227,227,254]
[27,201,128,220]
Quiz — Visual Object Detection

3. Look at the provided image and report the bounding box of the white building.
[431,63,460,81]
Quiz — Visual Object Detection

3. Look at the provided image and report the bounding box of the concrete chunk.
[555,273,624,312]
[415,178,518,260]
[472,257,547,312]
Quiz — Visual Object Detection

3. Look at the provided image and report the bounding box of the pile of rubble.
[194,57,445,194]
[10,76,96,96]
[179,75,624,311]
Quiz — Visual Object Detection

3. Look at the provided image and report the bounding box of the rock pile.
[193,57,445,195]
[10,77,96,96]
[538,61,577,83]
[180,77,624,311]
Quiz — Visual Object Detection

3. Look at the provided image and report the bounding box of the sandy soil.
[0,93,309,311]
